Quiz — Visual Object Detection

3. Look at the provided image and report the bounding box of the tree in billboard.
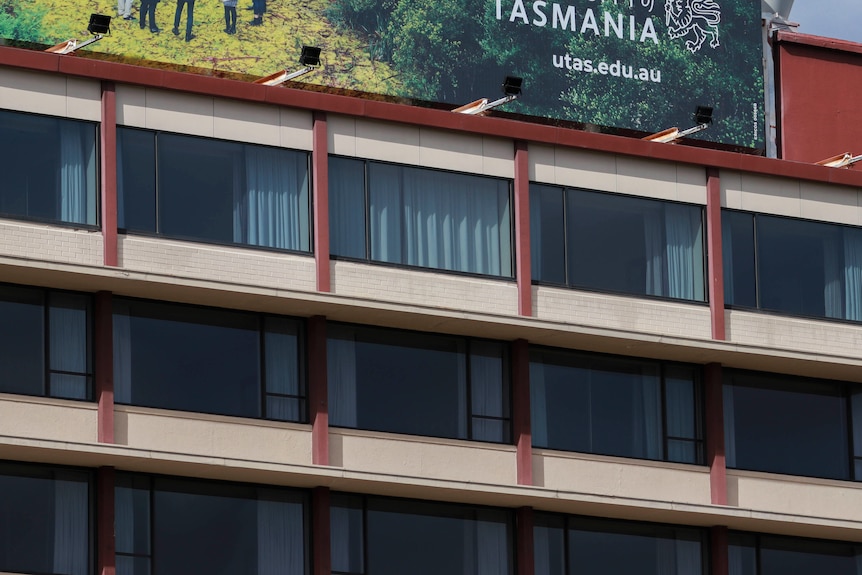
[0,0,46,43]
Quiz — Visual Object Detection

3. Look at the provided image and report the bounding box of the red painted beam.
[312,487,331,575]
[97,466,116,575]
[706,168,725,341]
[705,362,727,506]
[308,316,329,466]
[512,339,532,486]
[100,82,118,267]
[516,507,535,575]
[95,291,114,444]
[313,112,330,293]
[711,525,729,575]
[514,141,532,317]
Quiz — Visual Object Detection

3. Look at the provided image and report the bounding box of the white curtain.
[529,190,545,280]
[665,377,694,462]
[656,537,677,574]
[235,147,309,251]
[49,294,88,400]
[633,370,663,460]
[723,385,736,468]
[53,473,87,575]
[329,158,367,259]
[722,216,735,304]
[474,513,508,575]
[675,536,702,575]
[370,164,403,264]
[113,302,133,404]
[257,492,303,575]
[533,524,553,575]
[855,545,862,575]
[470,343,505,443]
[644,208,664,296]
[59,123,88,225]
[328,328,358,428]
[824,232,844,319]
[331,500,364,574]
[457,348,469,439]
[665,205,705,301]
[264,319,300,421]
[530,360,548,448]
[845,228,862,322]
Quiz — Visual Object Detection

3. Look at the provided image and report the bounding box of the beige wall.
[115,85,313,149]
[0,394,97,445]
[529,144,707,204]
[0,67,101,121]
[328,115,514,179]
[0,220,103,268]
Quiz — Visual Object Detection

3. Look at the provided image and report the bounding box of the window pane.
[727,534,757,575]
[113,300,262,418]
[331,494,365,575]
[534,514,566,575]
[264,316,302,422]
[116,475,151,556]
[49,292,91,400]
[530,184,566,285]
[726,373,850,479]
[665,366,698,447]
[117,555,151,575]
[118,128,157,232]
[330,156,367,259]
[470,340,508,443]
[0,285,44,396]
[0,110,97,226]
[759,536,859,575]
[721,211,756,308]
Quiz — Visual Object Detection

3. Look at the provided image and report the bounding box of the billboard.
[0,0,765,149]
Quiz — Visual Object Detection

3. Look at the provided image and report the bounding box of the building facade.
[1,28,862,575]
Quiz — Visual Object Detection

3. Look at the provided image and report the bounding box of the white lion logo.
[665,0,721,53]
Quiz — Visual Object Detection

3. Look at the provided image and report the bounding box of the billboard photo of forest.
[0,0,765,148]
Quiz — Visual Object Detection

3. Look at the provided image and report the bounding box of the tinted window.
[531,348,702,463]
[535,514,705,575]
[328,324,509,442]
[116,474,307,575]
[0,110,97,226]
[0,285,92,400]
[724,372,851,480]
[330,157,514,277]
[0,462,90,575]
[531,186,705,301]
[113,299,305,422]
[332,494,512,575]
[722,210,862,322]
[730,533,862,575]
[118,128,310,251]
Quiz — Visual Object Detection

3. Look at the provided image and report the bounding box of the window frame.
[328,155,517,281]
[0,108,101,230]
[116,126,313,255]
[529,184,709,304]
[728,530,862,575]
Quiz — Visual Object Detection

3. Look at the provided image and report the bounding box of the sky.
[789,0,862,44]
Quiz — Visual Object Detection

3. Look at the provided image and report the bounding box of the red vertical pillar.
[705,362,727,505]
[95,291,114,444]
[312,487,331,575]
[711,526,729,575]
[100,82,118,268]
[706,168,725,340]
[514,141,532,317]
[517,507,535,575]
[512,339,532,486]
[97,466,116,575]
[308,315,329,466]
[313,112,330,293]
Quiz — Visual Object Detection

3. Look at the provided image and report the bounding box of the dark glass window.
[329,157,514,277]
[331,494,512,575]
[724,370,861,481]
[0,284,92,400]
[118,128,311,251]
[534,513,706,575]
[530,347,703,464]
[116,473,308,575]
[0,109,98,226]
[327,324,510,442]
[729,532,862,575]
[0,462,91,575]
[722,210,862,322]
[113,299,305,422]
[531,185,706,301]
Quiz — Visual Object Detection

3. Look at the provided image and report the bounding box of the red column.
[516,507,535,575]
[100,82,118,267]
[512,339,532,486]
[706,168,725,340]
[97,466,116,575]
[514,141,532,317]
[313,112,330,293]
[711,526,729,575]
[308,315,329,466]
[705,362,727,505]
[312,487,331,575]
[95,291,114,444]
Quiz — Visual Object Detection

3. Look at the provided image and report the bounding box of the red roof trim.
[776,30,862,56]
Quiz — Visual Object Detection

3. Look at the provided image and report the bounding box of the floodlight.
[255,45,322,86]
[816,153,862,168]
[45,14,111,55]
[453,75,524,115]
[644,104,713,144]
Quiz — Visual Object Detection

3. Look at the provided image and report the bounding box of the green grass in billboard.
[2,0,764,149]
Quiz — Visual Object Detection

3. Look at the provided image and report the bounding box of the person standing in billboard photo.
[172,0,195,41]
[222,0,237,34]
[117,0,134,20]
[139,0,160,33]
